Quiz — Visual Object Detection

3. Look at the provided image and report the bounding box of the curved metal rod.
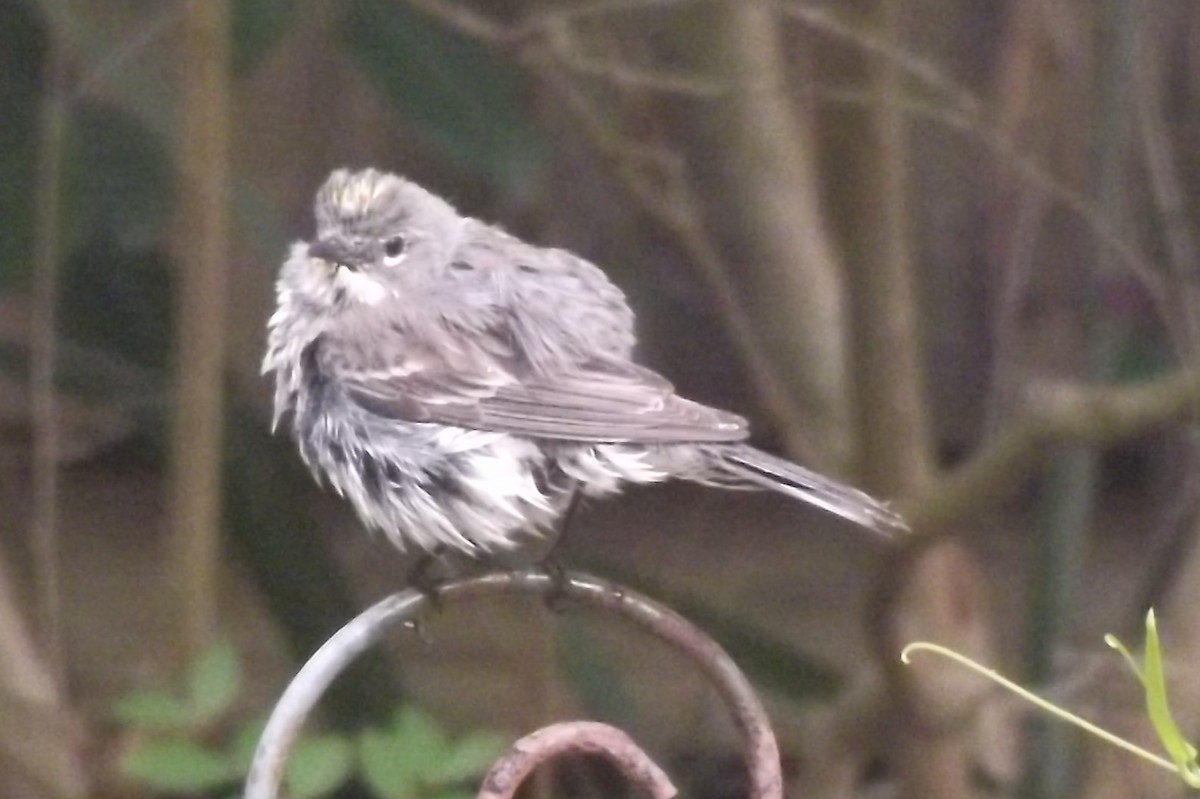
[244,570,782,799]
[477,721,676,799]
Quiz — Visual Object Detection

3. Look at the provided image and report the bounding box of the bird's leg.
[541,484,584,610]
[405,545,450,603]
[543,483,585,563]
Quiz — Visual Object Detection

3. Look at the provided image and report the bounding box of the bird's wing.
[336,346,748,444]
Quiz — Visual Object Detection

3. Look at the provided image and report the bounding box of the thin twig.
[402,0,1180,469]
[70,5,184,100]
[1133,14,1200,360]
[540,69,823,456]
[400,0,509,41]
[403,0,1165,347]
[478,722,676,799]
[545,52,726,97]
[775,0,979,117]
[30,16,69,692]
[534,67,818,457]
[812,86,1182,360]
[245,571,782,799]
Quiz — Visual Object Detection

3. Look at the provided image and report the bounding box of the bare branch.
[903,371,1200,530]
[774,1,979,117]
[800,81,1184,370]
[478,721,676,799]
[169,0,232,658]
[840,0,933,493]
[245,571,782,799]
[691,1,852,467]
[400,0,510,42]
[536,68,820,458]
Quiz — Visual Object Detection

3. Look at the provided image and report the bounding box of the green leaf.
[188,638,242,724]
[427,732,505,783]
[1139,611,1200,784]
[233,0,296,76]
[360,708,456,798]
[227,718,268,775]
[287,734,355,799]
[1109,609,1200,787]
[428,790,475,799]
[121,739,234,793]
[359,727,421,799]
[392,706,448,758]
[111,690,194,730]
[338,0,544,183]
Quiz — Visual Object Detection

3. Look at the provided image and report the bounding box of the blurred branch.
[246,571,782,799]
[823,3,946,798]
[169,0,231,660]
[814,87,1180,352]
[478,722,676,799]
[775,1,979,117]
[539,69,819,458]
[32,0,179,137]
[403,0,866,464]
[1025,5,1139,795]
[841,0,932,494]
[904,370,1200,530]
[69,5,182,100]
[413,0,981,114]
[30,6,69,691]
[690,0,851,468]
[401,0,511,41]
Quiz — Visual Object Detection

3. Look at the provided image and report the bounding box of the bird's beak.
[309,237,362,271]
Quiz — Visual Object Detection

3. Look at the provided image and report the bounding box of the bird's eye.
[383,235,408,261]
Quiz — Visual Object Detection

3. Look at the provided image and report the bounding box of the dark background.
[2,1,1200,798]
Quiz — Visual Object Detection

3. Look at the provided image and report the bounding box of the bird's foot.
[540,557,571,612]
[405,548,451,607]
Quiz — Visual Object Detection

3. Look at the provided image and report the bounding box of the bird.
[262,168,905,559]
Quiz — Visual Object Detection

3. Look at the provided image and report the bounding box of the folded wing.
[339,351,748,444]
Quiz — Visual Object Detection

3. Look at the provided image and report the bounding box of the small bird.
[263,168,905,558]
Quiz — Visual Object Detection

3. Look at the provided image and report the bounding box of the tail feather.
[721,446,907,535]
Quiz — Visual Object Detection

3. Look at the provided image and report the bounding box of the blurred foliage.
[232,0,295,76]
[359,708,505,799]
[113,638,241,731]
[339,0,545,184]
[61,237,174,373]
[63,101,175,250]
[115,638,503,799]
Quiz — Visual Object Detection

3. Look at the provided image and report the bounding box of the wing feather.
[338,350,747,444]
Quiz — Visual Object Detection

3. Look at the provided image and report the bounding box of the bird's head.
[284,168,467,311]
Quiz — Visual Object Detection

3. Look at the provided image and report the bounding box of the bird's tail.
[719,446,907,535]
